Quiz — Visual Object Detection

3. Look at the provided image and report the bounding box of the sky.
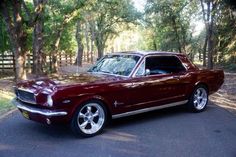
[192,20,205,36]
[132,0,147,12]
[131,0,205,36]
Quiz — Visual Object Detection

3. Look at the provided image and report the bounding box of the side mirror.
[145,69,151,76]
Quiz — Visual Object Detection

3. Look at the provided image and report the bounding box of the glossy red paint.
[13,51,224,125]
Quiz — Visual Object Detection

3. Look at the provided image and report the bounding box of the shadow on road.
[1,100,232,141]
[1,101,236,157]
[18,102,221,139]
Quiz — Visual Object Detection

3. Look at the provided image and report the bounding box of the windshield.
[88,54,140,76]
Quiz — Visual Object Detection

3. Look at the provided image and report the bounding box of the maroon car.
[12,51,224,137]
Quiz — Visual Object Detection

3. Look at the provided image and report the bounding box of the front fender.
[68,94,112,119]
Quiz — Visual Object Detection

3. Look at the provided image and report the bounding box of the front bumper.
[12,98,68,117]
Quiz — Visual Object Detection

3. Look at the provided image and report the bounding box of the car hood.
[16,73,125,95]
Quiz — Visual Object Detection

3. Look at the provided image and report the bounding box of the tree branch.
[22,0,31,20]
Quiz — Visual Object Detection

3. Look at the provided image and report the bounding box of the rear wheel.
[187,85,208,112]
[71,100,107,137]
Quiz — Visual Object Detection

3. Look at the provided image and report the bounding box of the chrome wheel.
[193,87,208,110]
[77,103,105,135]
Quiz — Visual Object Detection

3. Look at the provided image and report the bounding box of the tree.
[0,0,47,80]
[215,2,236,67]
[200,0,219,69]
[0,15,10,53]
[32,0,45,75]
[145,0,198,54]
[88,0,140,59]
[0,0,28,81]
[44,0,85,72]
[75,20,84,66]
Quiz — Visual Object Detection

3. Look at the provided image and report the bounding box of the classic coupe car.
[12,51,224,137]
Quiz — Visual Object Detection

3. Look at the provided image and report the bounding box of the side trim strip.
[112,100,188,119]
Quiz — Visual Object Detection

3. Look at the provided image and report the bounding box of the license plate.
[22,111,29,119]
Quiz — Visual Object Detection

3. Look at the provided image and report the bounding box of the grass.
[0,91,15,115]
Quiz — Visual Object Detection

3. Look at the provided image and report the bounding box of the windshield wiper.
[99,70,112,74]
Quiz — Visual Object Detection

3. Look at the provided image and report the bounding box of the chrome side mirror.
[145,69,151,76]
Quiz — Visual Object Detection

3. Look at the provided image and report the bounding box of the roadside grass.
[0,91,15,115]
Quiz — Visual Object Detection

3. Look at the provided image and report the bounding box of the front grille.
[15,88,36,104]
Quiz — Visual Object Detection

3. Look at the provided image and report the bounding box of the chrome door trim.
[112,100,188,119]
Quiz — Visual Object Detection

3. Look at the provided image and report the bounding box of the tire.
[70,100,107,137]
[187,85,208,112]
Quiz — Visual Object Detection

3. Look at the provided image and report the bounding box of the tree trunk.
[200,0,211,67]
[75,20,84,66]
[89,21,95,63]
[180,23,187,54]
[51,30,62,73]
[202,33,208,66]
[97,43,105,59]
[32,0,44,75]
[15,53,27,80]
[84,22,90,62]
[198,50,202,61]
[207,28,213,69]
[51,51,58,72]
[96,32,105,59]
[171,16,182,53]
[207,7,216,69]
[0,0,27,81]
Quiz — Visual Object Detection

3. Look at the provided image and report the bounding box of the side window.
[135,61,145,76]
[145,56,186,75]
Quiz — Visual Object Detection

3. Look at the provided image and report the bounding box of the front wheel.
[71,100,107,137]
[187,85,208,112]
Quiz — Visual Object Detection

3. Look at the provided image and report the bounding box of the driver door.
[126,55,190,111]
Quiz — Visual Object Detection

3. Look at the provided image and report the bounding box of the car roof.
[110,51,185,57]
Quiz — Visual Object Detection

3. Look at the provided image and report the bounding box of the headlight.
[47,95,53,107]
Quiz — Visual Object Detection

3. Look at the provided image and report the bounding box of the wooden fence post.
[65,54,68,66]
[1,52,4,74]
[49,52,52,73]
[27,54,31,72]
[70,54,72,65]
[59,52,62,67]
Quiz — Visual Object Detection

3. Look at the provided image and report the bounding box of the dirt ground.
[0,64,235,114]
[210,73,236,114]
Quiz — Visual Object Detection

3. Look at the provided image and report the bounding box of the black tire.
[70,100,107,137]
[187,85,208,112]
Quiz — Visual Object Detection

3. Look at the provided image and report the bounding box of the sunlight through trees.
[0,0,236,80]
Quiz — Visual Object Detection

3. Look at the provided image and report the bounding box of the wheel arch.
[186,82,209,99]
[186,81,209,112]
[71,95,112,121]
[194,82,209,93]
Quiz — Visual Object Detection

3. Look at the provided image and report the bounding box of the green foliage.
[42,0,87,55]
[145,0,199,53]
[0,92,15,115]
[1,0,236,69]
[86,0,141,56]
[60,25,77,54]
[215,2,236,63]
[0,16,10,53]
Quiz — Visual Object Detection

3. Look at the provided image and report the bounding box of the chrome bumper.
[12,98,68,117]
